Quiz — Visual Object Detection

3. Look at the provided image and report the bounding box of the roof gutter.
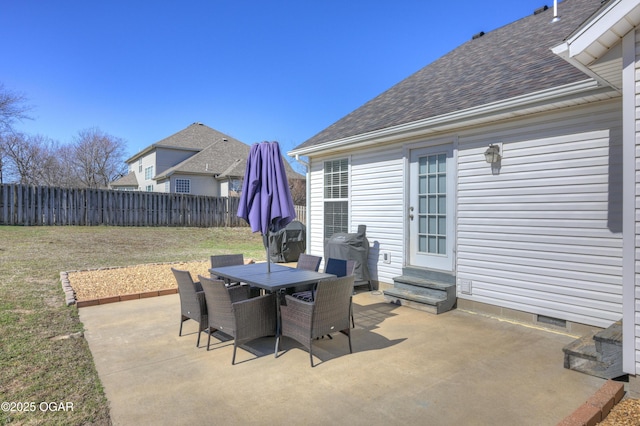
[289,79,605,157]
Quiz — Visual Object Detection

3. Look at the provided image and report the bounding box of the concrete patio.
[79,291,606,425]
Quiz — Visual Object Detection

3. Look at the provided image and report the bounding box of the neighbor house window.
[144,166,153,180]
[145,185,153,192]
[138,159,143,173]
[175,179,191,194]
[324,158,348,239]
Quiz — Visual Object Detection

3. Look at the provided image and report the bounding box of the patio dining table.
[209,262,334,293]
[208,262,335,356]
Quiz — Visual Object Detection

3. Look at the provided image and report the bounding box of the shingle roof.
[110,171,138,187]
[126,122,303,181]
[126,122,236,163]
[155,136,253,179]
[294,0,607,151]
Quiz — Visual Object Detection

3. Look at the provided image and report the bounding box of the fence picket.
[0,184,305,227]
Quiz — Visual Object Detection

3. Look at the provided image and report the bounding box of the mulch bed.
[66,260,211,304]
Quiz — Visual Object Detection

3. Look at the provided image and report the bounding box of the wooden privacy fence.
[0,184,247,227]
[0,184,307,227]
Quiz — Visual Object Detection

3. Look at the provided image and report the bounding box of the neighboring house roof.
[154,136,253,180]
[125,122,303,182]
[110,171,138,187]
[292,0,609,153]
[125,122,237,163]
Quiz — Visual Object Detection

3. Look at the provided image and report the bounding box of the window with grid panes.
[175,179,190,193]
[144,166,153,180]
[323,158,348,239]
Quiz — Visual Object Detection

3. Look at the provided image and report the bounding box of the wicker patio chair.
[286,253,322,295]
[293,258,357,328]
[172,268,208,348]
[292,258,354,301]
[198,275,277,365]
[276,275,354,367]
[297,253,322,272]
[210,254,244,286]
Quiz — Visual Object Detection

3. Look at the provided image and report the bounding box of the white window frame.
[323,158,349,239]
[144,166,153,180]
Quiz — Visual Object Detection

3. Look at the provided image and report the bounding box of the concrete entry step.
[563,320,623,380]
[384,267,456,314]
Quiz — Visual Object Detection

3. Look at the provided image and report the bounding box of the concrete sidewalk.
[80,292,605,425]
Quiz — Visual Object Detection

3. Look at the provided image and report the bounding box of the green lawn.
[0,226,265,425]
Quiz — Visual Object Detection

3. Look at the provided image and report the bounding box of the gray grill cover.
[268,220,306,263]
[324,225,370,283]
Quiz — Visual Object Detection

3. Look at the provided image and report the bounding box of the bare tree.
[0,83,32,135]
[1,133,61,185]
[0,83,33,183]
[289,178,306,205]
[71,128,128,189]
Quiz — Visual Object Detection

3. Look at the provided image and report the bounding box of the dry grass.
[0,225,264,425]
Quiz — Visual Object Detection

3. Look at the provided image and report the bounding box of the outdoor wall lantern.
[484,144,501,164]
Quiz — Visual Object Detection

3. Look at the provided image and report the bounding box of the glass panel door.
[409,146,454,270]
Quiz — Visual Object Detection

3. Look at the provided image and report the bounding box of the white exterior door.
[409,145,455,271]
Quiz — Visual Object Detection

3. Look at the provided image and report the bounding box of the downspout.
[621,29,636,375]
[294,154,311,254]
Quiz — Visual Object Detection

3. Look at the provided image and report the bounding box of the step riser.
[394,278,456,295]
[385,296,439,314]
[563,320,623,380]
[564,354,623,380]
[402,267,455,284]
[394,283,449,299]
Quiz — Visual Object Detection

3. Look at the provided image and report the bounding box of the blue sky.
[1,1,555,161]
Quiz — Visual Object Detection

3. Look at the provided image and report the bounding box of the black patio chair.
[276,275,354,367]
[198,275,277,365]
[291,258,357,328]
[172,268,208,348]
[210,254,244,286]
[286,253,322,295]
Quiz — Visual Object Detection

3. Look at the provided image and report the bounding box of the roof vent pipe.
[472,31,485,40]
[551,0,560,22]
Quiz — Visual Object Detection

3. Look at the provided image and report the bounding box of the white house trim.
[621,27,636,377]
[551,0,640,382]
[560,0,640,65]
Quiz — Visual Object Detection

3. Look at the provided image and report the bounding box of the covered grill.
[324,224,372,291]
[268,220,306,263]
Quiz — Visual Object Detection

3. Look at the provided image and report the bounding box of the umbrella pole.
[264,233,270,273]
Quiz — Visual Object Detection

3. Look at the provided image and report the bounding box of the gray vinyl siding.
[308,149,405,283]
[456,101,623,328]
[350,149,404,284]
[306,100,623,327]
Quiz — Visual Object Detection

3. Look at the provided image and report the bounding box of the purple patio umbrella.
[237,141,296,272]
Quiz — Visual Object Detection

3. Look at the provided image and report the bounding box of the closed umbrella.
[237,141,296,272]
